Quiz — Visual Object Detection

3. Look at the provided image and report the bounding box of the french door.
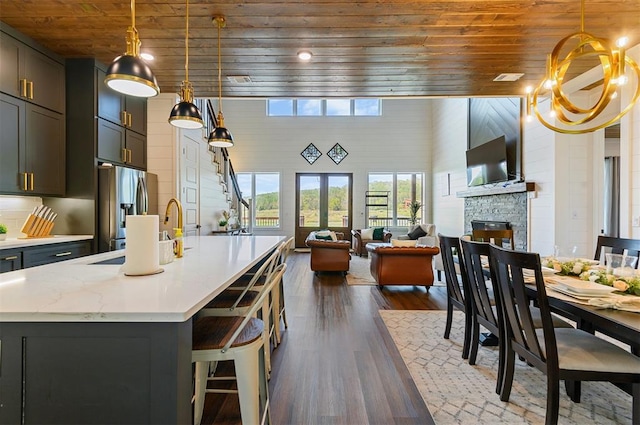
[295,173,353,248]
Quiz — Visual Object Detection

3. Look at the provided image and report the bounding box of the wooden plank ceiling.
[1,0,639,98]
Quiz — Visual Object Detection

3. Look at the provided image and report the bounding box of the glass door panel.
[295,173,352,248]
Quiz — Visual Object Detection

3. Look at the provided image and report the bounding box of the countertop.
[0,235,93,250]
[0,235,284,323]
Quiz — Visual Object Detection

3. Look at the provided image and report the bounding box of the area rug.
[345,255,377,285]
[379,310,633,424]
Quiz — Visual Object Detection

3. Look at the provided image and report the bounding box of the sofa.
[305,231,351,274]
[366,243,440,288]
[396,224,444,280]
[351,228,392,256]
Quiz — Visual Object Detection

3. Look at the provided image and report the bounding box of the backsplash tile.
[0,196,42,238]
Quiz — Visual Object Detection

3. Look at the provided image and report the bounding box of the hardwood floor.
[201,252,448,424]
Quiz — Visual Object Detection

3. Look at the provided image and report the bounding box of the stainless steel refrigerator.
[97,165,158,252]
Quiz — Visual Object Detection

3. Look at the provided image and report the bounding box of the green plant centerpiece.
[541,256,591,276]
[0,223,7,241]
[408,201,421,225]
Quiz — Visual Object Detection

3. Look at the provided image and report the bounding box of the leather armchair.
[351,229,392,257]
[397,224,444,280]
[306,232,351,274]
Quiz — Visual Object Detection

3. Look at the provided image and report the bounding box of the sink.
[91,256,125,265]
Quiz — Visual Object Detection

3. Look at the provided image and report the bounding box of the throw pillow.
[407,226,427,240]
[373,227,384,240]
[391,239,418,247]
[315,234,333,241]
[360,228,374,239]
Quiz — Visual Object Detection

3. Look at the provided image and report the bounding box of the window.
[267,98,381,116]
[237,172,281,228]
[325,99,351,116]
[267,99,294,116]
[354,98,380,116]
[297,99,322,116]
[367,172,424,227]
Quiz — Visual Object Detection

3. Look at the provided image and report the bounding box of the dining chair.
[593,235,640,267]
[489,244,640,425]
[272,236,294,346]
[192,263,286,425]
[472,229,515,249]
[461,239,572,395]
[438,233,473,360]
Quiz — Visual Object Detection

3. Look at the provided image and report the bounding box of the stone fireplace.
[458,182,535,250]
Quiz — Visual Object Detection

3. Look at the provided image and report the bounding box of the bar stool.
[272,236,293,345]
[197,247,282,373]
[192,263,286,425]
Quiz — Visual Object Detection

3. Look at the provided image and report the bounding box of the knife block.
[20,213,55,238]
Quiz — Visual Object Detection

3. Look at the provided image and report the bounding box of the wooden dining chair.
[489,244,640,425]
[472,229,515,249]
[593,235,640,267]
[438,233,473,360]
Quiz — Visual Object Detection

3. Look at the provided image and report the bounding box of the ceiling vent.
[493,73,524,82]
[227,75,252,84]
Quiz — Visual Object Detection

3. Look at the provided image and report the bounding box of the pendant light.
[105,0,160,98]
[168,0,204,129]
[208,16,234,148]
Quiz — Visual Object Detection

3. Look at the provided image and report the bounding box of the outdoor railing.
[367,217,414,227]
[255,217,280,227]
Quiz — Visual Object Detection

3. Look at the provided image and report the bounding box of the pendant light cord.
[131,0,136,29]
[185,0,189,81]
[580,0,584,32]
[217,18,223,115]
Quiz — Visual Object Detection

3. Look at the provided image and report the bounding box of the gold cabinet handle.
[127,149,132,163]
[54,251,72,257]
[19,79,28,97]
[128,113,133,128]
[23,172,28,191]
[121,110,127,126]
[27,81,34,100]
[30,173,34,191]
[2,256,18,261]
[122,148,128,162]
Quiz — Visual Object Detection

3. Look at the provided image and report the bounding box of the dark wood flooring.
[201,252,448,425]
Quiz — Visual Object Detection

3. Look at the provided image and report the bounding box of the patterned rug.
[379,310,633,424]
[346,255,376,285]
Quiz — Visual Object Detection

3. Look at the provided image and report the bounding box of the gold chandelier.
[525,0,640,134]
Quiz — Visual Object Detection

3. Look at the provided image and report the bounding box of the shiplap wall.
[221,98,432,238]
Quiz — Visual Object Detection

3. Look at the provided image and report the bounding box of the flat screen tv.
[466,136,509,187]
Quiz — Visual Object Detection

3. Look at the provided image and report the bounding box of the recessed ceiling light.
[140,52,155,61]
[297,50,312,61]
[493,73,524,82]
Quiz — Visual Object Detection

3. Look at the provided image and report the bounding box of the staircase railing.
[205,100,250,230]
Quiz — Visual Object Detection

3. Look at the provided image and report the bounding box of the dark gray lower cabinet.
[0,321,192,424]
[0,240,92,274]
[0,249,22,273]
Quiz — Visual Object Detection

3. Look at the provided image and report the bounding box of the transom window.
[267,98,381,116]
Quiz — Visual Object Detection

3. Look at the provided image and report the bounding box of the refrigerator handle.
[137,176,149,215]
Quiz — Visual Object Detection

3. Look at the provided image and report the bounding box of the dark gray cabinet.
[0,249,22,273]
[97,68,147,135]
[0,240,91,274]
[0,30,65,114]
[0,25,66,197]
[97,117,146,169]
[0,93,65,196]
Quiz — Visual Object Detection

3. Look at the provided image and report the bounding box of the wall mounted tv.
[468,97,522,184]
[466,136,509,187]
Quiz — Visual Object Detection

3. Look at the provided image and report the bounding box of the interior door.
[295,173,352,248]
[180,133,200,237]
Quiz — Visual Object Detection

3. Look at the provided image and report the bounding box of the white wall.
[221,98,433,238]
[429,98,468,237]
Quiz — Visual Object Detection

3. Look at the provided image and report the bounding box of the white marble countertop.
[0,235,284,323]
[0,235,94,250]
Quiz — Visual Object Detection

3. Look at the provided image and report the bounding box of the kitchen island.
[0,235,284,424]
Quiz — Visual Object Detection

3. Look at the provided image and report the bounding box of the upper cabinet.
[97,68,147,135]
[0,24,66,197]
[0,31,65,114]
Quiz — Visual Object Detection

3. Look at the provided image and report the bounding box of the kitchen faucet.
[164,198,184,258]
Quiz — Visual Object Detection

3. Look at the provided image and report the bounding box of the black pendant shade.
[105,54,160,98]
[169,100,204,129]
[208,126,234,147]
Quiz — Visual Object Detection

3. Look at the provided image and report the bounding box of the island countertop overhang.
[0,235,284,323]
